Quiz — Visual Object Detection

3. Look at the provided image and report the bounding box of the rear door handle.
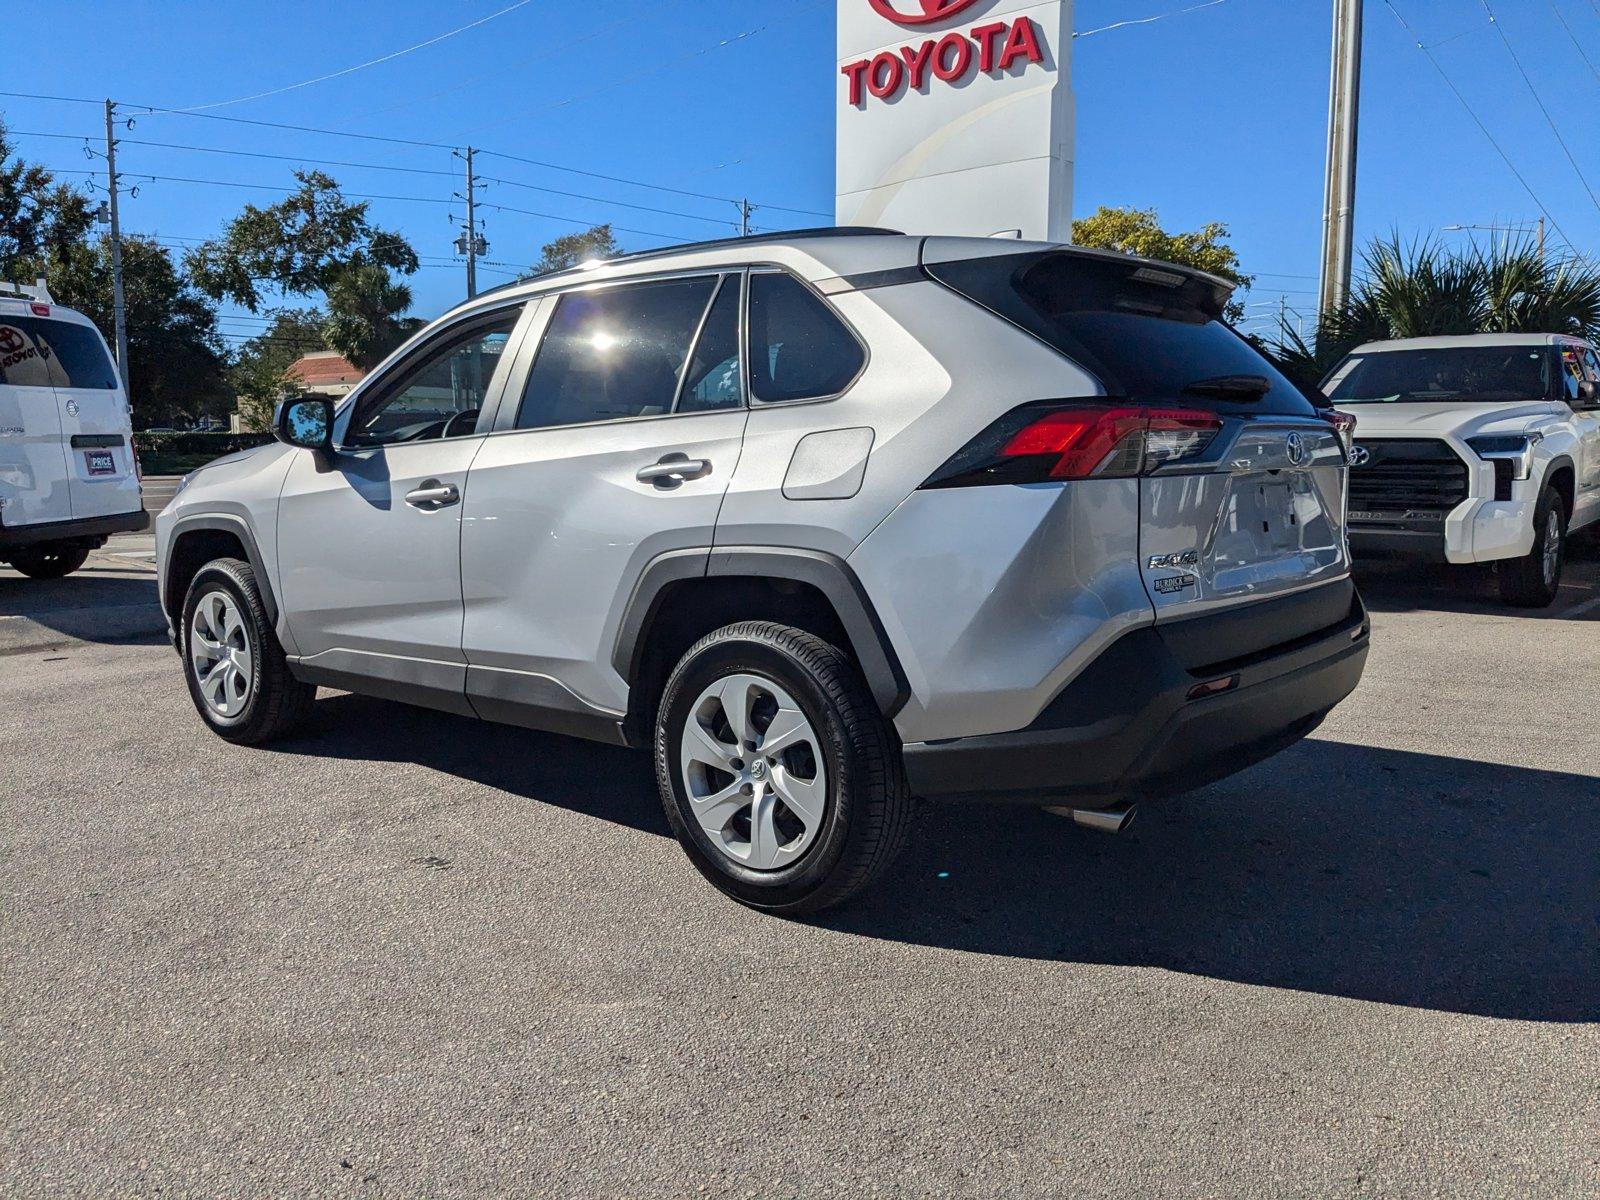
[636,454,711,487]
[405,481,460,509]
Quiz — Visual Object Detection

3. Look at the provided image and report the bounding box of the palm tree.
[1263,235,1600,392]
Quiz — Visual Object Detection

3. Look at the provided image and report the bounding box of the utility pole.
[1318,0,1363,320]
[454,147,487,299]
[104,99,130,395]
[736,199,755,237]
[1536,216,1545,268]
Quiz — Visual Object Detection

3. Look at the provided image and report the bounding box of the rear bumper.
[903,586,1370,805]
[0,508,149,551]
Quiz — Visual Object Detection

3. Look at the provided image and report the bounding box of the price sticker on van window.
[84,450,116,476]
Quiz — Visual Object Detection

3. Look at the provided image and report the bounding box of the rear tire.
[654,621,913,915]
[1498,485,1566,608]
[7,543,90,579]
[181,558,316,744]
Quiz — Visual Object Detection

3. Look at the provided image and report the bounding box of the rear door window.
[747,273,864,404]
[516,276,718,430]
[677,275,744,414]
[925,251,1315,416]
[0,317,119,390]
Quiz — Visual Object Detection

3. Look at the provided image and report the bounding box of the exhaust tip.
[1045,800,1139,835]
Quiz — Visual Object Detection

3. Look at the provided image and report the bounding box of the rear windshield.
[0,316,119,390]
[1322,345,1551,405]
[925,250,1316,416]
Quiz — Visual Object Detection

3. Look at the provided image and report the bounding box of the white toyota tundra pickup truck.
[1322,332,1600,606]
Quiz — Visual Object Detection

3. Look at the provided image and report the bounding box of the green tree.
[230,309,328,432]
[45,235,231,429]
[1072,205,1253,320]
[0,119,95,280]
[526,224,621,277]
[1265,235,1600,392]
[186,170,420,370]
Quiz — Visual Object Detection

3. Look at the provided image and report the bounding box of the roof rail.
[455,226,906,307]
[520,226,905,287]
[0,278,54,305]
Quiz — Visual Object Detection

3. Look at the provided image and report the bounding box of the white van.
[0,281,147,578]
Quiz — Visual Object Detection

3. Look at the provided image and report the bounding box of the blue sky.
[8,0,1600,344]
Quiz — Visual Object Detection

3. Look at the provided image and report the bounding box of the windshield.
[1323,345,1550,405]
[925,250,1317,416]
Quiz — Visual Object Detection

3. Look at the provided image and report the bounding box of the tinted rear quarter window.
[0,317,119,390]
[748,273,864,404]
[926,251,1315,416]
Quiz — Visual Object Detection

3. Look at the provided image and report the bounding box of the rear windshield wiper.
[1181,374,1272,401]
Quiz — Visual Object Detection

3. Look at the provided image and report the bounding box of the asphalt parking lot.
[3,536,1597,1197]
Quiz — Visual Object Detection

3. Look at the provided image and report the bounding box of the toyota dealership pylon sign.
[836,0,1074,240]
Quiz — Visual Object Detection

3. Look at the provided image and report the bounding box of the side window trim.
[671,270,747,414]
[335,300,533,450]
[745,267,870,408]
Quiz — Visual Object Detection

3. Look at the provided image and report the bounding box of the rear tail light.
[923,403,1223,489]
[1324,408,1356,455]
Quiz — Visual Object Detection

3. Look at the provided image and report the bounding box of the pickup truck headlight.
[1466,433,1540,481]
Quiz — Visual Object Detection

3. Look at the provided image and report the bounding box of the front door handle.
[405,480,460,509]
[636,454,712,488]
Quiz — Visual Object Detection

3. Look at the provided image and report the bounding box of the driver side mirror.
[275,394,334,452]
[1578,379,1599,409]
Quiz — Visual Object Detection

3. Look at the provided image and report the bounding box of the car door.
[460,271,748,730]
[43,314,142,521]
[275,302,532,713]
[0,312,75,527]
[1576,347,1600,529]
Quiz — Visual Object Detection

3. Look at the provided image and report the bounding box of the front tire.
[7,543,90,579]
[1498,485,1566,607]
[654,621,913,915]
[181,558,316,744]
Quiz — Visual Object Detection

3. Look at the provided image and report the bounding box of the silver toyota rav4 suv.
[157,229,1369,913]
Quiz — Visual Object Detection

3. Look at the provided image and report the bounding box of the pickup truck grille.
[1348,439,1470,513]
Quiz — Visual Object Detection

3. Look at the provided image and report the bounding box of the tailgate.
[1140,418,1351,622]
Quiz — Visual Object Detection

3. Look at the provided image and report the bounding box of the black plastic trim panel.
[0,507,148,550]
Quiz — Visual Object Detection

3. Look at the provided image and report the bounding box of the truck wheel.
[654,621,913,915]
[1498,485,1566,607]
[7,543,90,579]
[181,558,316,744]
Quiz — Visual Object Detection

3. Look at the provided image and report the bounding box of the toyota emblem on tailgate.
[1284,431,1308,466]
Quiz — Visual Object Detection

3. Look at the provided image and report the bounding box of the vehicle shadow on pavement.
[274,692,669,836]
[1355,533,1600,619]
[0,569,166,648]
[829,738,1600,1023]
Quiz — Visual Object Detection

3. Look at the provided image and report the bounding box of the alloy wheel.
[189,590,254,721]
[679,673,828,871]
[1542,509,1562,588]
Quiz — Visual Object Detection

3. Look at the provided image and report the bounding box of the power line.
[1382,1,1581,256]
[46,166,454,206]
[1076,0,1229,39]
[4,89,833,220]
[1545,0,1600,86]
[169,0,538,113]
[479,174,737,227]
[8,129,460,178]
[472,4,829,134]
[481,201,695,243]
[322,0,692,129]
[1477,0,1600,219]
